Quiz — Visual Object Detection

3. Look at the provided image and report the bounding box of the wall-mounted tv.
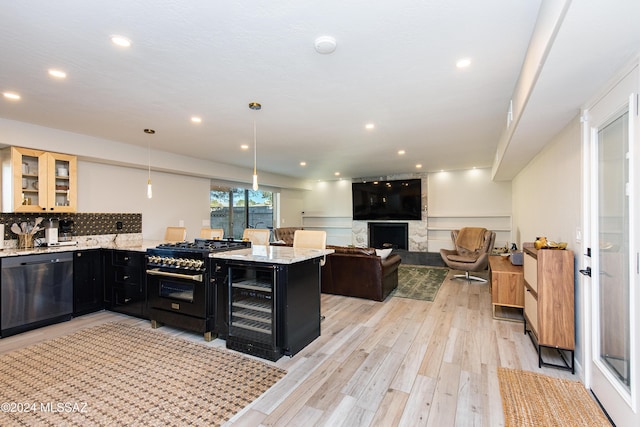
[352,179,422,221]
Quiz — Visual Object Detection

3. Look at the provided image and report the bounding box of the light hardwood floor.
[0,270,577,426]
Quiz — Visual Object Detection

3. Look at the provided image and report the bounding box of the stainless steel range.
[146,238,249,341]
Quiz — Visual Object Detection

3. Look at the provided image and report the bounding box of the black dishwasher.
[1,252,73,337]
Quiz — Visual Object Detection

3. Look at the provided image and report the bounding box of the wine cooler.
[225,259,321,361]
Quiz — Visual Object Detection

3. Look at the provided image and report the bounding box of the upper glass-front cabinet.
[1,146,77,213]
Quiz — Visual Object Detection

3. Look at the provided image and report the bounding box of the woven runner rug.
[0,322,286,426]
[498,367,611,427]
[393,265,449,301]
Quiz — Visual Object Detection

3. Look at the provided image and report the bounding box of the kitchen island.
[211,245,333,361]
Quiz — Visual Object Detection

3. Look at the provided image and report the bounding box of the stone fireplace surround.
[352,220,428,252]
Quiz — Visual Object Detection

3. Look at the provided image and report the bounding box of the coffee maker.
[44,218,59,245]
[58,219,75,243]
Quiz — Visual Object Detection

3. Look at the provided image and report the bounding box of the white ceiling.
[1,1,639,182]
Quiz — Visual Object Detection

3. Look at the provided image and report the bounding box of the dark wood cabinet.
[104,249,147,319]
[73,249,104,316]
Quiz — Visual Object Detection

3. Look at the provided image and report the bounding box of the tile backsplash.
[0,212,142,240]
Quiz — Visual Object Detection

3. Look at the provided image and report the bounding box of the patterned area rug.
[0,322,286,426]
[498,367,611,427]
[393,265,449,301]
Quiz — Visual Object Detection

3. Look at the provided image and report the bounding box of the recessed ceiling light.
[3,92,21,100]
[191,116,202,123]
[110,35,131,47]
[365,123,375,130]
[334,172,340,176]
[456,58,471,68]
[416,164,422,169]
[398,150,406,155]
[143,128,155,134]
[240,144,249,150]
[300,161,307,166]
[48,69,67,79]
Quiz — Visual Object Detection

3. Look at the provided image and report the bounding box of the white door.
[585,68,639,426]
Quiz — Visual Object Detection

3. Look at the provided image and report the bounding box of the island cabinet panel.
[523,247,575,372]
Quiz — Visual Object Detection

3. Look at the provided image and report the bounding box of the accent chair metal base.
[452,271,487,283]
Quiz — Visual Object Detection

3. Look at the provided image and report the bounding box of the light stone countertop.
[0,234,160,257]
[210,245,334,264]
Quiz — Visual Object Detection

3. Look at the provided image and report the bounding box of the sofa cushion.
[375,248,393,260]
[326,245,376,256]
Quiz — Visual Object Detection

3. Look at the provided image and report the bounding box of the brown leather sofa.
[321,246,402,301]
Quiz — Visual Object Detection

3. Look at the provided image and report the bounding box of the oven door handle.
[146,269,203,282]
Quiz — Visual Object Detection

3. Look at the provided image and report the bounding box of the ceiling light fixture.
[191,116,202,123]
[144,129,155,198]
[300,161,307,166]
[249,102,261,191]
[314,36,337,54]
[48,69,67,79]
[398,150,406,155]
[3,92,21,100]
[365,123,375,130]
[456,58,471,68]
[110,35,131,47]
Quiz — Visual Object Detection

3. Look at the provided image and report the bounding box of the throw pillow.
[376,248,392,260]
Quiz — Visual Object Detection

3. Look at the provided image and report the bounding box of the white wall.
[78,160,210,241]
[511,115,582,370]
[511,117,581,247]
[427,168,512,252]
[301,180,353,246]
[277,188,306,228]
[428,168,512,216]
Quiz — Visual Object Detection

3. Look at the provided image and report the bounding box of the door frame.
[581,62,640,426]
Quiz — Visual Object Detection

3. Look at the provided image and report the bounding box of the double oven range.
[146,239,249,341]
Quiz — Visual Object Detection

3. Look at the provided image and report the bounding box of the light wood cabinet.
[488,255,524,321]
[1,146,77,213]
[523,247,575,372]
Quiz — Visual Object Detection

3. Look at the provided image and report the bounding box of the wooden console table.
[488,255,524,321]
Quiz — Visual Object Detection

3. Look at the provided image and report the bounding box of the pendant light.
[249,102,261,191]
[144,128,155,198]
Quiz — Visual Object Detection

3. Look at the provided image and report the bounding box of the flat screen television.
[352,179,422,221]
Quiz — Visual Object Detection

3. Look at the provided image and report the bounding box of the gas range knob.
[165,257,176,265]
[194,260,204,269]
